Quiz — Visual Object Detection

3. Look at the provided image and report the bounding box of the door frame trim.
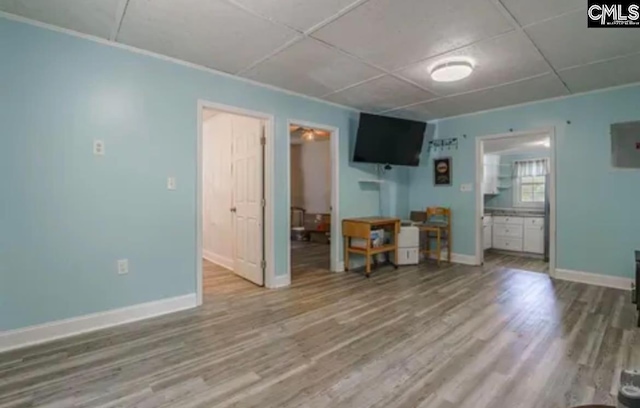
[474,127,557,278]
[286,119,341,282]
[197,100,275,305]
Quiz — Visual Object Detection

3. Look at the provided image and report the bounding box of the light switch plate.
[460,183,473,192]
[117,259,129,275]
[167,177,177,190]
[93,140,105,156]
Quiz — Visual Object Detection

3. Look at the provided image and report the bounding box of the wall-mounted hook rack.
[428,138,458,152]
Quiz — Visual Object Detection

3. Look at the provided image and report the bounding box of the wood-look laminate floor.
[290,241,330,280]
[1,252,638,408]
[484,250,550,274]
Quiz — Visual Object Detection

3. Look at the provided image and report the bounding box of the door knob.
[230,207,237,213]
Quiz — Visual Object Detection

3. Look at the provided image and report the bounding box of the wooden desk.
[342,217,400,277]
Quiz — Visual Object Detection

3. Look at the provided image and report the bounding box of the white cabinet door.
[232,116,264,286]
[524,226,544,254]
[483,225,492,250]
[483,155,499,195]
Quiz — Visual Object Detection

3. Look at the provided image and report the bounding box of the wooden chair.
[421,207,452,265]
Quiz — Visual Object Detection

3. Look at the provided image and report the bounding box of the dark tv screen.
[353,113,426,166]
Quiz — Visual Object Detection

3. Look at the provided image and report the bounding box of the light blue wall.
[0,18,408,331]
[409,84,640,279]
[484,151,549,209]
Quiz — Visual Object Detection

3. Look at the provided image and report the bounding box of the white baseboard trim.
[268,274,291,289]
[426,251,477,266]
[0,294,197,353]
[555,269,633,291]
[203,250,233,270]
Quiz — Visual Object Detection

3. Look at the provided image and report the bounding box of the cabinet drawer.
[524,217,544,227]
[493,216,524,225]
[493,224,523,238]
[493,237,523,252]
[483,216,492,226]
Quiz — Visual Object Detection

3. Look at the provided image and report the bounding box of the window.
[513,159,548,207]
[518,175,545,204]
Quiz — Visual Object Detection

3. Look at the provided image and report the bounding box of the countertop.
[485,208,545,218]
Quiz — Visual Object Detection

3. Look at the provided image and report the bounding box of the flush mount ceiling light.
[430,61,474,82]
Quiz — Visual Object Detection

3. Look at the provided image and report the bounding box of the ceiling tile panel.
[230,0,364,32]
[558,52,640,93]
[397,31,550,96]
[383,99,456,121]
[526,9,640,70]
[312,0,513,70]
[383,107,438,122]
[241,37,383,97]
[499,0,584,26]
[406,74,569,118]
[117,0,299,74]
[322,75,437,112]
[0,0,122,38]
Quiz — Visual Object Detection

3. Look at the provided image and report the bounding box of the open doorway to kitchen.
[476,128,556,276]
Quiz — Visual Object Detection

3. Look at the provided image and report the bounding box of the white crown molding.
[0,294,197,353]
[433,80,640,122]
[555,268,633,291]
[3,11,640,123]
[0,11,358,113]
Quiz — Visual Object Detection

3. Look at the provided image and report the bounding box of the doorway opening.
[476,128,557,277]
[287,120,340,282]
[197,101,275,305]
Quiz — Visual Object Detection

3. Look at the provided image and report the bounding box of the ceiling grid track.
[235,34,306,76]
[491,0,572,94]
[233,0,386,78]
[3,0,640,118]
[110,0,130,42]
[379,72,553,115]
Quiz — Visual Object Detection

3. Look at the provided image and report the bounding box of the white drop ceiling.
[2,0,640,119]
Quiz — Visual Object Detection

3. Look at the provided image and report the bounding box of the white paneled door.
[232,116,264,286]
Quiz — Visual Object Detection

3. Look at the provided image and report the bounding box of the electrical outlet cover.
[460,183,473,192]
[93,140,105,156]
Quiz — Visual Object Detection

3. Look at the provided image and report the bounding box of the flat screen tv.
[353,113,427,167]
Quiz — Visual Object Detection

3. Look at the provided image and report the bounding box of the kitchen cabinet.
[492,216,524,252]
[483,216,492,250]
[523,217,544,254]
[482,155,499,195]
[486,214,545,255]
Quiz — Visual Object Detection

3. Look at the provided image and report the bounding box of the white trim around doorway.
[475,127,557,278]
[286,119,341,283]
[196,100,276,306]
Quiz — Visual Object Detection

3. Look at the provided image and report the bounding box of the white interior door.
[232,116,264,286]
